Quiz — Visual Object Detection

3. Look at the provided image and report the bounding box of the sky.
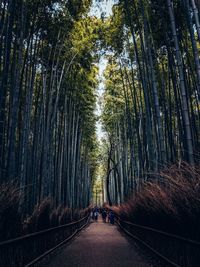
[95,58,107,140]
[89,0,115,18]
[89,0,116,140]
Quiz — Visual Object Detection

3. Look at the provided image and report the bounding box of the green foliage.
[105,5,125,53]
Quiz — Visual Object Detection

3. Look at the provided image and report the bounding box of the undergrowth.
[0,184,90,241]
[113,162,200,239]
[111,162,200,266]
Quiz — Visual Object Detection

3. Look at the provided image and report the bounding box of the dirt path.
[43,219,152,267]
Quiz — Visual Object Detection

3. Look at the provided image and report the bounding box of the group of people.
[91,206,115,224]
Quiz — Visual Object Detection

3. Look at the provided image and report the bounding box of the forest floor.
[41,218,156,267]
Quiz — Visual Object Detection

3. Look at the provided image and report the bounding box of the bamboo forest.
[0,0,200,266]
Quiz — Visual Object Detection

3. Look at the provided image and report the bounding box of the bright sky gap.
[90,0,116,141]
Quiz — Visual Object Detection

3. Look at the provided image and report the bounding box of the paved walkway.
[44,219,151,267]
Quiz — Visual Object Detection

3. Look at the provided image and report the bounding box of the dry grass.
[23,202,90,235]
[114,163,200,239]
[109,162,200,266]
[0,181,22,241]
[0,184,90,241]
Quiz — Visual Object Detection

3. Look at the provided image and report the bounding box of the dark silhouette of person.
[102,209,107,223]
[108,211,114,224]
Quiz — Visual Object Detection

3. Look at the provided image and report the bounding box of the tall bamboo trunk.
[167,0,194,164]
[190,0,200,41]
[185,0,200,100]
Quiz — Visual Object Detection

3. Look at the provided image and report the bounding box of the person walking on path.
[102,209,107,223]
[90,210,95,221]
[94,206,99,221]
[108,210,115,224]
